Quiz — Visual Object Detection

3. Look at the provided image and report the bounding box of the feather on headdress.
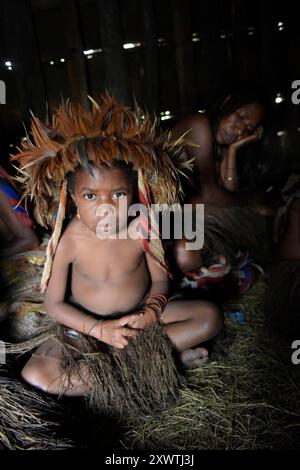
[12,94,193,291]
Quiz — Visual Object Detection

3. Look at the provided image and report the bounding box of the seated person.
[0,165,39,257]
[266,170,300,339]
[16,97,223,397]
[171,86,265,206]
[233,139,282,267]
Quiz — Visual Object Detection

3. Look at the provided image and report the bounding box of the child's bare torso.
[64,218,150,316]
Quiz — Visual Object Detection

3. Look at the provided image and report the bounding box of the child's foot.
[180,347,209,369]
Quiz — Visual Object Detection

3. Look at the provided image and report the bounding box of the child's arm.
[45,234,140,348]
[127,252,169,330]
[145,251,169,299]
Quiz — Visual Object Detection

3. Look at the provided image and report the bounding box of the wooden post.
[61,0,89,107]
[96,0,130,104]
[259,2,275,99]
[141,0,159,113]
[0,0,46,120]
[231,0,259,83]
[172,0,196,115]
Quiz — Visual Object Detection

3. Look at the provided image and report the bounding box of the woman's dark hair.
[205,83,268,182]
[207,84,267,128]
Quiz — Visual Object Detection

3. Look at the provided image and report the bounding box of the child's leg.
[161,299,222,368]
[21,339,93,396]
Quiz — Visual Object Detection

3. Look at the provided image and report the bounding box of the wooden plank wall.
[0,0,300,148]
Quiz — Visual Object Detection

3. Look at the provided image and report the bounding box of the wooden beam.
[61,0,89,107]
[172,0,196,114]
[0,0,46,120]
[141,0,159,113]
[96,0,130,104]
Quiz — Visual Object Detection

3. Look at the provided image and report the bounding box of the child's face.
[73,165,133,237]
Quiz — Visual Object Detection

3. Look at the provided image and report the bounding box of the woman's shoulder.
[172,112,213,149]
[173,112,211,135]
[182,111,211,128]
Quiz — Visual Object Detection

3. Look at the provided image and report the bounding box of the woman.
[171,87,265,206]
[170,88,268,295]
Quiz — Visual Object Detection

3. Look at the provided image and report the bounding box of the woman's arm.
[171,113,236,206]
[219,145,240,192]
[219,127,263,192]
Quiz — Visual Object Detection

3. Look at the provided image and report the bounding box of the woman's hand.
[229,126,263,151]
[94,314,141,349]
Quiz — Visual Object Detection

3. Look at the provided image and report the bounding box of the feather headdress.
[12,94,193,291]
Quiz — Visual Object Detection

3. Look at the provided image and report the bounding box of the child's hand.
[125,309,156,330]
[94,314,141,349]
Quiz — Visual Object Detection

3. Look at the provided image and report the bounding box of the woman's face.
[216,102,264,145]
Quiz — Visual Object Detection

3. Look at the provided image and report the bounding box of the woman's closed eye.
[236,111,255,133]
[246,124,256,134]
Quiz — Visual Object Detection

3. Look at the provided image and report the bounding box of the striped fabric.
[137,170,171,277]
[40,181,67,292]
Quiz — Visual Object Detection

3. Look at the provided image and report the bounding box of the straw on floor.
[121,279,300,450]
[1,278,299,450]
[0,364,75,450]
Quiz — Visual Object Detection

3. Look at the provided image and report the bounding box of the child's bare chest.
[72,236,145,282]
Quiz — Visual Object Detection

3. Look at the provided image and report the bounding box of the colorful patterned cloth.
[179,252,263,295]
[179,256,231,290]
[0,165,33,228]
[0,246,47,341]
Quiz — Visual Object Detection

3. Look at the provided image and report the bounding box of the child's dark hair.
[66,160,138,197]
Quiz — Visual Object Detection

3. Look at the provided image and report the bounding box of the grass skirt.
[6,319,180,418]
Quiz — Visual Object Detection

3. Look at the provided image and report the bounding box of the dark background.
[0,0,300,158]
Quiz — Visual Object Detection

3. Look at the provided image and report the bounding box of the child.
[14,96,222,410]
